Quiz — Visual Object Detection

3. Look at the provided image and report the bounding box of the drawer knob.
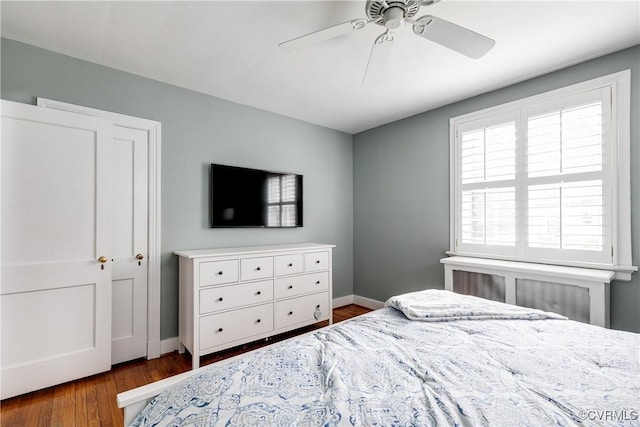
[256,266,261,271]
[288,311,293,316]
[256,291,261,295]
[256,318,261,323]
[217,271,223,276]
[288,263,293,267]
[217,328,223,332]
[315,281,320,285]
[288,285,293,290]
[218,297,224,302]
[315,260,320,264]
[316,305,320,309]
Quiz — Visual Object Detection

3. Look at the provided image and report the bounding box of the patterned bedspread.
[133,292,639,426]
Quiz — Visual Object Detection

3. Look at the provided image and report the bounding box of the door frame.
[37,97,163,359]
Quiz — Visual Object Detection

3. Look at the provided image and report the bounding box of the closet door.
[111,126,148,364]
[37,96,163,363]
[1,100,113,399]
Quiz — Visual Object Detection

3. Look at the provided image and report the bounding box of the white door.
[1,100,113,399]
[36,97,161,364]
[111,126,148,364]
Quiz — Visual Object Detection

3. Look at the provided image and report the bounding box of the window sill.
[445,251,637,282]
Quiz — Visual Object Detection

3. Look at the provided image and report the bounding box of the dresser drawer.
[200,280,273,314]
[304,251,329,272]
[275,254,304,276]
[275,292,329,329]
[199,259,239,286]
[240,256,273,281]
[274,272,328,299]
[200,303,273,350]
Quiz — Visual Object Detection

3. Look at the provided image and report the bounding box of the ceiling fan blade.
[412,15,495,59]
[280,18,369,52]
[362,32,394,84]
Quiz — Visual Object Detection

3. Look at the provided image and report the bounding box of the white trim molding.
[352,295,385,310]
[37,97,163,359]
[333,294,385,310]
[160,337,180,356]
[332,294,354,308]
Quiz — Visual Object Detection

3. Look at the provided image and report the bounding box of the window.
[449,71,634,279]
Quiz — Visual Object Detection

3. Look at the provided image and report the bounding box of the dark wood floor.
[0,304,372,427]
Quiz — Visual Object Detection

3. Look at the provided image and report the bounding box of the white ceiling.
[1,1,639,134]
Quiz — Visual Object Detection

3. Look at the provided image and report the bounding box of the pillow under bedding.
[385,289,567,322]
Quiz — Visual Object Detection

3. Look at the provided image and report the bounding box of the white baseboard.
[160,337,179,355]
[333,294,385,310]
[332,294,354,308]
[352,295,385,310]
[147,340,162,359]
[158,295,385,356]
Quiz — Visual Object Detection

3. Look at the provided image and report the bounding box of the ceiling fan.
[279,0,496,83]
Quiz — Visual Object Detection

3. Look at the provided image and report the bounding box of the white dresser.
[176,243,334,368]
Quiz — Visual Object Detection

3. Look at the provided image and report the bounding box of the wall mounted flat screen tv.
[210,164,303,228]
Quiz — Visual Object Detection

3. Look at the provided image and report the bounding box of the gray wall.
[3,38,638,335]
[354,45,640,333]
[1,38,354,340]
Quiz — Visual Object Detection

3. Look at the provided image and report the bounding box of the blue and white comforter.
[133,291,639,426]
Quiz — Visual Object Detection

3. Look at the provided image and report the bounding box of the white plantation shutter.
[524,90,610,263]
[527,181,603,250]
[451,79,625,266]
[461,123,516,184]
[458,116,517,256]
[461,188,516,246]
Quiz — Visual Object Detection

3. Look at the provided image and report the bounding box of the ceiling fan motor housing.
[366,1,421,28]
[384,7,404,29]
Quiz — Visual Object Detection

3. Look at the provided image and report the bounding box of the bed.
[117,290,639,426]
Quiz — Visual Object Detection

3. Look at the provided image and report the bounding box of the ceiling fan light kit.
[380,6,405,30]
[280,0,495,83]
